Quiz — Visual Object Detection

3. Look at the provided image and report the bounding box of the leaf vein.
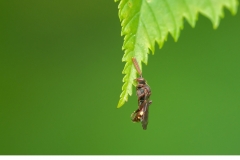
[124,33,135,47]
[144,0,162,38]
[162,0,177,35]
[182,0,193,23]
[123,11,140,33]
[140,18,152,50]
[121,0,129,13]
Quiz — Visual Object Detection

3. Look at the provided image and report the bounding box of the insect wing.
[141,101,151,130]
[131,109,140,122]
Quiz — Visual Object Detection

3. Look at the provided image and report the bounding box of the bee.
[131,57,152,130]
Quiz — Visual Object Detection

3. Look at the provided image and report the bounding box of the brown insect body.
[131,99,152,130]
[136,77,151,105]
[131,58,152,130]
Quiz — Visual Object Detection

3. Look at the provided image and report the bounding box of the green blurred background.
[0,0,240,155]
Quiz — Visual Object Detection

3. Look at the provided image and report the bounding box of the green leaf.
[116,0,238,108]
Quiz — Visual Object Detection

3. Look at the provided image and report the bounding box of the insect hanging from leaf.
[131,57,152,130]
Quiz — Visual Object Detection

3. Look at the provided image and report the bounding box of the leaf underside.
[116,0,238,108]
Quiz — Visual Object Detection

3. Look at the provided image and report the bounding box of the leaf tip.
[117,98,126,108]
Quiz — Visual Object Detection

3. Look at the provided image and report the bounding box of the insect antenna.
[132,57,142,77]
